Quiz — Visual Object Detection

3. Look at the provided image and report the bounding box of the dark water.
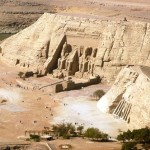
[0,33,13,41]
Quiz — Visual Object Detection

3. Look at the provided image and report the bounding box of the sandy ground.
[0,61,59,142]
[0,60,127,145]
[19,138,122,150]
[52,85,127,138]
[48,137,122,150]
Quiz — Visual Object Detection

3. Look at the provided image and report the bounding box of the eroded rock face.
[0,13,150,80]
[97,66,150,129]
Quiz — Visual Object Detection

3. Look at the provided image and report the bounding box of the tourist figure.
[123,17,127,21]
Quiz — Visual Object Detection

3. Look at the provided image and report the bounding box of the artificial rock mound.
[0,13,150,81]
[97,66,150,129]
[0,13,150,129]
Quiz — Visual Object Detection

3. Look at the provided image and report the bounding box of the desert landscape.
[0,0,150,150]
[0,60,126,149]
[0,0,150,33]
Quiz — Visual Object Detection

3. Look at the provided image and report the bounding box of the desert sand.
[0,0,150,33]
[0,59,127,143]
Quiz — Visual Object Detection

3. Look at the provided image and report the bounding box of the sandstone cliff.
[0,13,150,80]
[97,66,150,129]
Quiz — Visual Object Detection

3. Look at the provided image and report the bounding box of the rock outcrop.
[97,66,150,129]
[0,13,150,81]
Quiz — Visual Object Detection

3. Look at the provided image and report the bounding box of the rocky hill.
[97,66,150,129]
[0,13,150,81]
[0,0,150,33]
